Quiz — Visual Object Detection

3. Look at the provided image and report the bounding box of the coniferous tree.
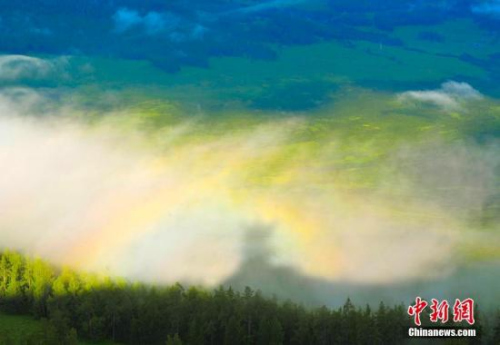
[490,312,500,345]
[2,250,498,345]
[291,312,314,345]
[166,333,183,345]
[258,315,284,345]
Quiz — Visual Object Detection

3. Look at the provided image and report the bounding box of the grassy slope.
[0,312,117,345]
[0,312,41,342]
[64,18,496,111]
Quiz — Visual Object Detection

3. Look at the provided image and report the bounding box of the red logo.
[408,297,475,326]
[453,298,475,325]
[408,297,428,326]
[430,299,449,324]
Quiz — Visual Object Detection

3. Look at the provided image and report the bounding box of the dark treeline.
[0,250,497,345]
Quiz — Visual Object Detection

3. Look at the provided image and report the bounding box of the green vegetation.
[64,17,499,113]
[0,312,119,344]
[0,312,43,343]
[0,250,495,344]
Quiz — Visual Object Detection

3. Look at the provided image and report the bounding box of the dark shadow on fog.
[223,226,500,310]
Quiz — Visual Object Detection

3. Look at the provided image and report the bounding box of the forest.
[0,250,497,345]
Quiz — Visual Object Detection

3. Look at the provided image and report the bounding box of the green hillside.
[0,312,117,345]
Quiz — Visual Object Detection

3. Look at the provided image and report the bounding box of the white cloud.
[398,81,483,111]
[229,0,310,15]
[112,7,204,41]
[113,8,143,33]
[472,0,500,17]
[113,8,181,35]
[440,81,483,99]
[0,55,68,82]
[400,91,459,109]
[143,12,180,35]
